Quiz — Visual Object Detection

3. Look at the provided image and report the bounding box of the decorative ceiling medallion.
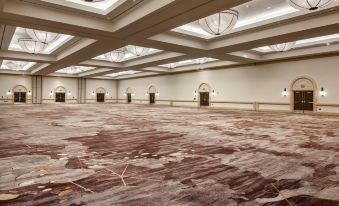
[287,0,333,11]
[198,10,238,35]
[269,42,296,52]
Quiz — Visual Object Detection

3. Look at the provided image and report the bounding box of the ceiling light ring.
[104,48,126,62]
[288,0,333,11]
[26,29,60,43]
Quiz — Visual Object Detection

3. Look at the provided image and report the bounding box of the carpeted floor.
[0,104,338,206]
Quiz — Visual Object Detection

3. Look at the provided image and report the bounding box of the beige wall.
[0,74,32,104]
[42,76,78,103]
[118,56,339,113]
[86,79,118,103]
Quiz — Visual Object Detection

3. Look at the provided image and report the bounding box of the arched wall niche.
[13,85,27,92]
[198,83,211,92]
[289,76,317,112]
[148,85,156,93]
[96,87,106,94]
[54,86,66,93]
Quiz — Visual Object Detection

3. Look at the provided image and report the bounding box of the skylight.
[105,70,141,77]
[55,66,95,74]
[0,60,36,71]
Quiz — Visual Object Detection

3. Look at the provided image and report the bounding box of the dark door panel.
[97,93,105,102]
[294,90,313,112]
[149,93,155,104]
[14,92,26,103]
[127,93,131,103]
[55,93,65,102]
[200,92,209,106]
[304,91,314,111]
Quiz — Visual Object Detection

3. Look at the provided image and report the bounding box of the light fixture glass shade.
[198,10,238,35]
[104,49,125,62]
[58,66,84,74]
[287,0,333,10]
[18,38,47,54]
[165,63,177,69]
[5,61,27,71]
[193,58,207,64]
[26,29,60,43]
[269,42,296,52]
[126,45,150,56]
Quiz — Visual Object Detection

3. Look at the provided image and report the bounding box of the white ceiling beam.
[79,59,122,69]
[0,50,55,63]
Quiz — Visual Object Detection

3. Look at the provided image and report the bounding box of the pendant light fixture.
[126,45,150,56]
[198,10,238,35]
[26,29,60,43]
[269,42,296,52]
[5,61,27,71]
[18,38,47,54]
[193,58,207,64]
[165,63,177,69]
[287,0,333,11]
[104,49,126,62]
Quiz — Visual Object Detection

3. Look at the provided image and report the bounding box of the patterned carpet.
[0,104,338,206]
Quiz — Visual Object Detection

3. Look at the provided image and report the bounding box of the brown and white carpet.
[0,104,338,206]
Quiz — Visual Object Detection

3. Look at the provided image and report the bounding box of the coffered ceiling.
[0,0,339,79]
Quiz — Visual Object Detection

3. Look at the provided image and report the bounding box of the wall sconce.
[7,90,12,95]
[145,92,149,96]
[320,87,326,97]
[67,91,72,96]
[91,91,95,96]
[106,92,109,96]
[27,90,32,95]
[194,90,197,97]
[212,89,216,96]
[124,93,127,96]
[132,93,135,96]
[156,91,160,96]
[282,88,288,97]
[49,91,53,96]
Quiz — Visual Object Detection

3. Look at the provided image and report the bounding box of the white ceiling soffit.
[172,0,339,39]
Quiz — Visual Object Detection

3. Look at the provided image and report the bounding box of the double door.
[14,92,26,103]
[127,93,131,103]
[55,93,65,102]
[294,91,313,112]
[200,92,210,106]
[97,93,105,102]
[149,93,155,104]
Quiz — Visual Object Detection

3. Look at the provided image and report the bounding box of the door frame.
[197,83,211,107]
[290,76,317,112]
[12,85,27,103]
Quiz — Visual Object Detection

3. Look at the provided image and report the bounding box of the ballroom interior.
[0,0,339,205]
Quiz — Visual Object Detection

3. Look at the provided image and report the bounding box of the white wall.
[0,74,32,104]
[86,79,117,103]
[118,56,339,112]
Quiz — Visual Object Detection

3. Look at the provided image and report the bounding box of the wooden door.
[127,93,131,103]
[304,91,314,111]
[56,93,65,102]
[149,93,155,104]
[14,92,26,103]
[97,93,105,102]
[294,91,313,112]
[200,92,210,106]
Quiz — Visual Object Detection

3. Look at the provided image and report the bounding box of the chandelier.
[18,38,47,54]
[57,66,84,74]
[269,42,296,52]
[104,49,125,62]
[165,63,177,69]
[287,0,333,10]
[126,45,150,56]
[26,29,60,43]
[5,61,27,71]
[198,10,238,35]
[193,58,207,64]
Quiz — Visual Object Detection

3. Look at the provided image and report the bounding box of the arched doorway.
[126,87,132,103]
[13,85,27,103]
[198,83,211,107]
[290,76,317,113]
[96,87,106,103]
[148,85,156,104]
[54,86,66,103]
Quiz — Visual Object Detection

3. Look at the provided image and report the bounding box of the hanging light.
[18,38,47,54]
[165,63,177,69]
[26,29,60,43]
[126,45,150,56]
[198,10,238,35]
[287,0,333,11]
[193,58,207,64]
[5,61,27,71]
[269,42,296,52]
[104,49,126,62]
[58,66,84,74]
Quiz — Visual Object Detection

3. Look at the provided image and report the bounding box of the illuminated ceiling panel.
[0,60,36,71]
[105,70,141,77]
[9,27,73,55]
[55,66,95,74]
